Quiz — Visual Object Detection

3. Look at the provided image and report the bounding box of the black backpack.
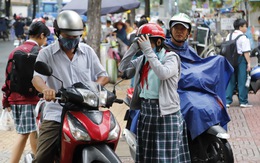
[5,45,40,96]
[220,32,244,68]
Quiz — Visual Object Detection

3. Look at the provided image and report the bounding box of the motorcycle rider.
[119,23,191,163]
[31,10,109,162]
[163,13,233,140]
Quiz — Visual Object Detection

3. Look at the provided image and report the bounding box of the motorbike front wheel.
[204,135,234,163]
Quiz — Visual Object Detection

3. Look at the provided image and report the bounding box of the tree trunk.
[5,0,11,17]
[130,9,136,26]
[33,0,36,19]
[86,0,101,58]
[144,0,150,18]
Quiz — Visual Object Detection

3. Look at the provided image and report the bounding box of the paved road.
[0,40,260,163]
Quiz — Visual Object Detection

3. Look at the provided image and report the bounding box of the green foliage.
[249,1,260,12]
[179,0,192,14]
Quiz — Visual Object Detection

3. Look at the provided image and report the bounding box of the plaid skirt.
[11,104,37,134]
[136,100,191,163]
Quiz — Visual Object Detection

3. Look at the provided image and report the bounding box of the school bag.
[5,45,40,96]
[220,32,245,68]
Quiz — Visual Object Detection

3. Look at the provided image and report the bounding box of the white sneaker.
[226,104,230,108]
[240,104,253,108]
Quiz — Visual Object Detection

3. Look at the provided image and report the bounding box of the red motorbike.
[24,61,134,163]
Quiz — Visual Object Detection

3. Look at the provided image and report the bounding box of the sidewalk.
[0,79,260,163]
[0,80,134,163]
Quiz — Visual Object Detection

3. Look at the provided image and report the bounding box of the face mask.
[59,36,80,50]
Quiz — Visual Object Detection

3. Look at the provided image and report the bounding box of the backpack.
[6,45,40,96]
[220,32,244,68]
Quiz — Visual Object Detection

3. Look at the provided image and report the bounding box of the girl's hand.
[137,34,152,52]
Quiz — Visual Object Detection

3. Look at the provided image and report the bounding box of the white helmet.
[169,13,192,33]
[54,10,83,36]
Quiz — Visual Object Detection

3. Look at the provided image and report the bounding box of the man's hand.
[42,88,56,101]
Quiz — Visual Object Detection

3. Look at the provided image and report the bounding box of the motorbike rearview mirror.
[34,61,53,76]
[112,67,136,95]
[121,67,136,80]
[34,61,64,88]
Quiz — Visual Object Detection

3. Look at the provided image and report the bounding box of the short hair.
[29,21,50,37]
[258,16,260,21]
[137,19,148,28]
[141,15,147,19]
[233,18,247,30]
[157,19,164,25]
[125,19,131,25]
[106,20,111,24]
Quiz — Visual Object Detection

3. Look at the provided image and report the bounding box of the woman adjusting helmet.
[169,13,192,43]
[54,10,84,50]
[137,23,165,52]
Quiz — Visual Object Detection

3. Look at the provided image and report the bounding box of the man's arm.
[243,51,251,72]
[32,76,56,101]
[96,76,110,86]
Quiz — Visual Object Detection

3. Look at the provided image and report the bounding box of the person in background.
[81,22,88,43]
[13,16,27,40]
[225,18,252,108]
[2,21,50,163]
[157,19,167,35]
[31,10,109,162]
[119,23,191,162]
[113,20,129,46]
[102,19,114,42]
[113,20,129,56]
[140,15,148,22]
[125,19,133,35]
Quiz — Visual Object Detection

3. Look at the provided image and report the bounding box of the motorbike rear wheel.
[190,134,234,163]
[204,135,234,163]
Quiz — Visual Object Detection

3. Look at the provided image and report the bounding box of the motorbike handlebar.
[38,92,61,99]
[114,99,124,104]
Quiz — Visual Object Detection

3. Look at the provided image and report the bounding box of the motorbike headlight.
[67,113,91,141]
[76,88,98,107]
[99,90,107,106]
[107,115,120,140]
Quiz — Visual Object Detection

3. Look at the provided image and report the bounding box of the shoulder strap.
[30,45,40,54]
[234,34,245,42]
[229,31,234,40]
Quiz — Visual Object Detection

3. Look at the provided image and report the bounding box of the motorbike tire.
[106,58,117,84]
[204,136,234,163]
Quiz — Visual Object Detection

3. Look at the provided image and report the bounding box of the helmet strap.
[53,20,60,37]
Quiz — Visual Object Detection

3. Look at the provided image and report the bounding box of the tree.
[86,0,102,58]
[5,0,11,17]
[144,0,150,18]
[32,0,37,19]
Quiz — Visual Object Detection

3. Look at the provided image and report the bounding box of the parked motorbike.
[123,90,234,162]
[24,61,135,163]
[249,45,260,94]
